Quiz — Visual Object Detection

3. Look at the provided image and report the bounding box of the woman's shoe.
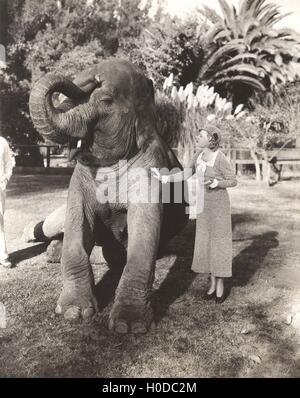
[190,269,198,274]
[203,291,215,300]
[215,290,227,304]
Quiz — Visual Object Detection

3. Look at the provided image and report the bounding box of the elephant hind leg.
[94,216,127,270]
[46,239,63,263]
[158,203,189,257]
[22,205,66,243]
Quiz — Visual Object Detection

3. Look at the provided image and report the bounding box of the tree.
[120,14,206,87]
[1,0,151,164]
[156,75,246,167]
[223,99,297,182]
[197,0,300,107]
[277,80,300,147]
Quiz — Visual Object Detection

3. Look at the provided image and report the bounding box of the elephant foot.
[109,300,153,334]
[22,222,36,242]
[46,240,63,263]
[55,283,98,321]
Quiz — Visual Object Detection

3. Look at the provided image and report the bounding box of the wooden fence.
[14,144,300,170]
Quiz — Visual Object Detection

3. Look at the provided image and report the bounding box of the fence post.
[46,146,51,168]
[232,149,237,174]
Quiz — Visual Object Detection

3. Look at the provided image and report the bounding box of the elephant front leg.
[109,202,163,334]
[55,206,98,321]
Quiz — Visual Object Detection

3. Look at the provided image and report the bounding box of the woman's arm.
[151,150,202,183]
[151,168,193,183]
[215,153,237,189]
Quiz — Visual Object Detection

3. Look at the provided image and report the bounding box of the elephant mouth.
[70,140,136,168]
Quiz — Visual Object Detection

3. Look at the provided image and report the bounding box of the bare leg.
[207,275,216,295]
[22,204,66,242]
[216,277,224,298]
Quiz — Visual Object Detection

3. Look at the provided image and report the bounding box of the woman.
[152,124,237,303]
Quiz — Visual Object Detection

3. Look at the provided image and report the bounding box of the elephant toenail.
[64,306,81,320]
[82,307,95,319]
[115,321,129,334]
[109,318,128,334]
[131,322,147,334]
[150,322,157,332]
[108,319,114,331]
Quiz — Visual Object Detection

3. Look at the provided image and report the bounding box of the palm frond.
[213,75,267,91]
[200,41,248,78]
[206,23,228,44]
[242,19,260,38]
[218,0,236,31]
[198,0,300,101]
[239,0,254,17]
[220,52,258,69]
[212,28,232,43]
[211,63,263,81]
[197,5,223,25]
[260,9,291,27]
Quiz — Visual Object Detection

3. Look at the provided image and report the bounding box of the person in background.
[0,136,15,268]
[152,124,237,303]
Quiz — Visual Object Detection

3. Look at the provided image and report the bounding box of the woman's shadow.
[151,214,279,323]
[230,230,279,288]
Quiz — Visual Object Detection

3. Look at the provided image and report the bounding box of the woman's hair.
[200,124,221,151]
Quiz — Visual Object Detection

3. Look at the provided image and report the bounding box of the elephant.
[29,59,189,333]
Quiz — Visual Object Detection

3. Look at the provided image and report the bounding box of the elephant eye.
[100,96,113,105]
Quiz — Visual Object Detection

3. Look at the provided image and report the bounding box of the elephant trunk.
[29,74,96,144]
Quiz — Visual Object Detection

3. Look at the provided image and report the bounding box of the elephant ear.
[135,78,157,152]
[135,117,155,152]
[147,78,155,102]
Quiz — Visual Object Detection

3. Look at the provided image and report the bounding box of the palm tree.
[198,0,300,106]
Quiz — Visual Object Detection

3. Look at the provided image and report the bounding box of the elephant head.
[29,59,158,166]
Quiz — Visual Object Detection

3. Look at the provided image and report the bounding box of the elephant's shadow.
[94,214,279,325]
[94,267,124,313]
[94,220,197,318]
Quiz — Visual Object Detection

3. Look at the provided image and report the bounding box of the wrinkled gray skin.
[29,59,188,333]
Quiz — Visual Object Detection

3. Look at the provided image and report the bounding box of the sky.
[164,0,300,32]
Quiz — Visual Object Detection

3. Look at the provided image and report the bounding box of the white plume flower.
[171,86,178,100]
[234,104,244,115]
[207,114,216,122]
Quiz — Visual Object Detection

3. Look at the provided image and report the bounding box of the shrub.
[157,74,245,167]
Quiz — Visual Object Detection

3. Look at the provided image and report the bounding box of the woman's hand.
[151,168,160,180]
[198,178,213,186]
[208,178,219,189]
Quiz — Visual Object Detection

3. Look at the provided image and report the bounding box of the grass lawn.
[0,173,299,378]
